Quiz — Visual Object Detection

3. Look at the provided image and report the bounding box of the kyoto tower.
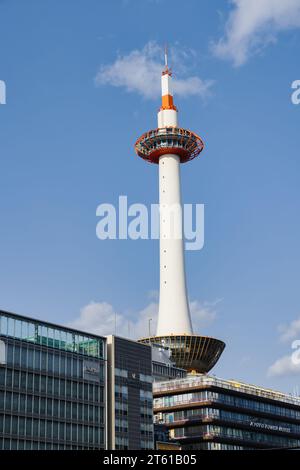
[135,52,225,373]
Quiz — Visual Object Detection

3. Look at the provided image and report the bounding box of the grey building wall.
[107,336,153,450]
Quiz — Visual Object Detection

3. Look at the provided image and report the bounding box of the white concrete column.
[156,154,193,336]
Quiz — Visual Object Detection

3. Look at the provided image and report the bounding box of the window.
[20,394,26,413]
[0,368,5,386]
[11,416,18,435]
[47,398,53,416]
[28,349,34,369]
[34,350,40,369]
[41,376,47,393]
[40,420,46,438]
[59,401,65,419]
[13,370,20,388]
[53,421,59,440]
[66,402,71,419]
[46,421,52,439]
[53,400,59,418]
[54,378,60,396]
[72,382,78,400]
[66,381,71,398]
[19,417,25,436]
[140,373,152,384]
[47,353,53,373]
[115,368,128,378]
[20,371,27,389]
[72,403,77,420]
[33,419,39,436]
[66,423,71,441]
[6,391,12,411]
[54,354,60,374]
[41,352,47,371]
[27,395,33,414]
[21,347,28,368]
[59,422,65,441]
[40,397,46,415]
[25,418,32,436]
[5,370,12,388]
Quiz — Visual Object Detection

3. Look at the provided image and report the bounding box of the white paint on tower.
[156,69,193,336]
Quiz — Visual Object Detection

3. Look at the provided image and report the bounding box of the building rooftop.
[0,308,105,359]
[153,374,300,407]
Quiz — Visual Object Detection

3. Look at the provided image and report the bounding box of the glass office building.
[0,310,106,450]
[154,375,300,450]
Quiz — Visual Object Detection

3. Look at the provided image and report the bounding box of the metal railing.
[153,375,300,406]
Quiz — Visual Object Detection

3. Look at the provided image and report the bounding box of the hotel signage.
[250,420,291,433]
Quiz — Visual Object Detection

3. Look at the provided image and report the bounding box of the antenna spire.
[164,44,168,68]
[162,44,171,76]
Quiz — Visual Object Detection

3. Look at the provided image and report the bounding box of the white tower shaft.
[156,71,193,336]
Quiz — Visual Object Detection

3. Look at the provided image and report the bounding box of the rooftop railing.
[153,375,300,406]
[0,310,105,359]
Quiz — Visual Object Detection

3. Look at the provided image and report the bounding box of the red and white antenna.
[160,44,176,113]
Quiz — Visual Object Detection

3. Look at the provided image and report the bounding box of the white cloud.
[268,353,300,377]
[278,317,300,343]
[69,300,157,339]
[212,0,300,66]
[190,299,218,330]
[147,290,159,302]
[69,297,218,340]
[95,41,214,100]
[267,314,300,378]
[69,302,122,337]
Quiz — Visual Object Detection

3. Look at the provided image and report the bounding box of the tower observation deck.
[134,53,225,373]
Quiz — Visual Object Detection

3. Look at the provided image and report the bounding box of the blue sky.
[1,0,300,393]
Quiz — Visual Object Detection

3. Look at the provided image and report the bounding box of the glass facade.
[170,424,300,448]
[152,362,186,382]
[185,442,245,450]
[0,311,106,450]
[158,407,300,434]
[154,390,300,421]
[154,375,300,450]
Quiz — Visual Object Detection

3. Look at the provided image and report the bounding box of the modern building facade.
[153,375,300,450]
[107,335,153,450]
[0,310,106,450]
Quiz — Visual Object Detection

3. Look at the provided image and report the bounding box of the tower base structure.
[139,334,225,374]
